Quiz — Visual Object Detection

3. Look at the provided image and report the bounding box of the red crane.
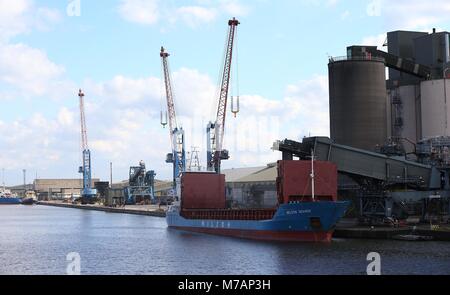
[207,17,240,173]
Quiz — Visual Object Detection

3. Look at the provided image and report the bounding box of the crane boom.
[160,47,178,147]
[160,47,186,193]
[78,89,96,201]
[79,89,88,151]
[216,17,239,153]
[207,18,240,173]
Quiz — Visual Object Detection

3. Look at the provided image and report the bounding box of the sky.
[1,0,450,185]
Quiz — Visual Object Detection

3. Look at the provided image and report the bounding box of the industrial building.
[104,166,279,208]
[318,28,450,223]
[223,165,278,208]
[329,28,450,154]
[33,178,100,200]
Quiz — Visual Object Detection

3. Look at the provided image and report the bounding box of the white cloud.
[0,0,331,184]
[172,68,216,117]
[98,75,161,105]
[326,0,339,7]
[117,0,249,28]
[35,7,62,31]
[0,0,31,39]
[340,10,350,20]
[219,0,250,16]
[176,6,217,28]
[117,0,159,26]
[0,113,70,173]
[0,43,65,97]
[220,75,329,168]
[284,74,329,136]
[366,0,381,17]
[0,1,66,99]
[0,0,62,41]
[0,0,328,183]
[57,107,75,127]
[361,33,387,51]
[375,0,450,30]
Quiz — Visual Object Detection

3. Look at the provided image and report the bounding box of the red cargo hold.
[277,160,337,204]
[181,172,226,209]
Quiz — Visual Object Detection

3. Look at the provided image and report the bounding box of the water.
[0,205,449,275]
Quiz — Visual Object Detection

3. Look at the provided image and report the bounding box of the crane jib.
[78,89,96,200]
[160,47,186,192]
[207,18,240,173]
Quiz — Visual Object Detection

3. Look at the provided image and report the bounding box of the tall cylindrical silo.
[328,58,387,150]
[420,79,450,139]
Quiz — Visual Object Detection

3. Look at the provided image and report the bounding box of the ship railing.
[329,55,385,63]
[181,208,276,220]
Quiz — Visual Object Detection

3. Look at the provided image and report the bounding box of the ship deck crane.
[78,89,96,202]
[160,47,186,196]
[207,17,240,174]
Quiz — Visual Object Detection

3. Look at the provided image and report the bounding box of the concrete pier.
[38,201,166,217]
[335,219,450,241]
[37,202,450,241]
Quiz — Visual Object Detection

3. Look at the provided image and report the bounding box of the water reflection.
[0,206,449,275]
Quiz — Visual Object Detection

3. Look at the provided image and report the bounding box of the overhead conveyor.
[347,46,432,79]
[273,137,440,190]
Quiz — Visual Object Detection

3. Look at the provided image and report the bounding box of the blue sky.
[12,1,381,97]
[1,0,450,185]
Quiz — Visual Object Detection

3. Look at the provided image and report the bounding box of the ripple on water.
[0,205,449,275]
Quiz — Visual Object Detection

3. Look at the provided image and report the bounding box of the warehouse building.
[223,164,278,208]
[33,178,100,200]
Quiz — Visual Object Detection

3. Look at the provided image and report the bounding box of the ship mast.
[2,168,5,192]
[310,149,315,202]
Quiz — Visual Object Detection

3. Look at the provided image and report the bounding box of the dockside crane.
[78,89,97,203]
[160,47,186,195]
[207,17,240,173]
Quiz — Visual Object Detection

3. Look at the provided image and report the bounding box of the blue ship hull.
[0,198,22,205]
[167,201,349,242]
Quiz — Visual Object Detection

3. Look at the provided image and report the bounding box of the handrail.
[329,55,385,63]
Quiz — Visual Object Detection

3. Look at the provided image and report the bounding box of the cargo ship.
[0,189,22,205]
[167,160,349,242]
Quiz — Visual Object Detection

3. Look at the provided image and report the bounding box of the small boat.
[21,191,37,205]
[0,189,22,205]
[393,234,434,241]
[21,198,35,205]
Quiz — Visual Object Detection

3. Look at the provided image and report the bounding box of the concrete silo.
[328,57,388,150]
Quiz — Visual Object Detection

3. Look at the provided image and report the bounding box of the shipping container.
[181,172,226,209]
[277,160,337,203]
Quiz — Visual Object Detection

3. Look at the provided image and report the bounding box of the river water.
[0,205,449,275]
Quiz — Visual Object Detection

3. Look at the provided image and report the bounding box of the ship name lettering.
[298,209,311,214]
